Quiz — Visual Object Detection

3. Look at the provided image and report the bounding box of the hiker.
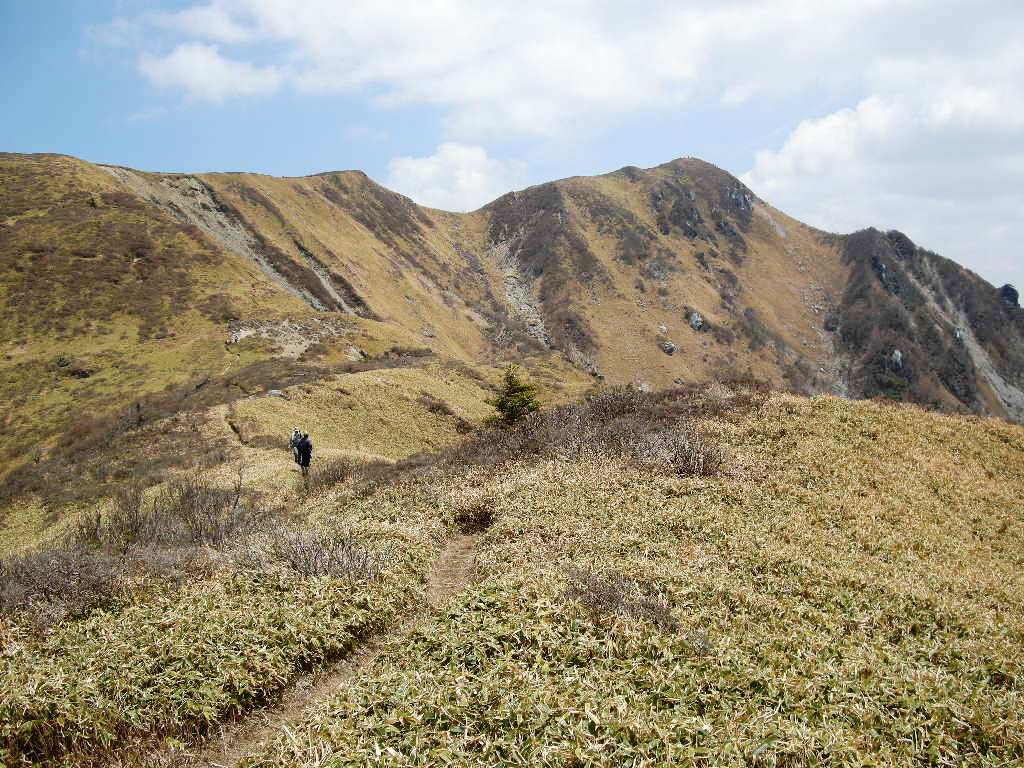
[289,427,313,477]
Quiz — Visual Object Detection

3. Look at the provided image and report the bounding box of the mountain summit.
[1,152,1022,479]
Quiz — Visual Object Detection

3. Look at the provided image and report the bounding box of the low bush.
[629,428,725,477]
[351,382,756,492]
[70,467,264,552]
[235,524,395,581]
[0,549,124,627]
[1,467,268,628]
[456,385,741,474]
[301,457,356,495]
[417,392,455,416]
[564,568,678,631]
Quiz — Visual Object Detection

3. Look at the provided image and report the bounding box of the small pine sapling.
[488,365,540,425]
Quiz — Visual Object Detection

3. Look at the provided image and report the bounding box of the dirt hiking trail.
[154,533,480,768]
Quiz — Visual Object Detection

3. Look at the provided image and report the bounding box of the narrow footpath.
[152,534,480,768]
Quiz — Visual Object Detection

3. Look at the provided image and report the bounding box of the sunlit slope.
[194,170,501,363]
[253,393,1024,767]
[479,158,851,390]
[0,154,311,466]
[98,156,858,398]
[0,352,593,555]
[2,149,1022,485]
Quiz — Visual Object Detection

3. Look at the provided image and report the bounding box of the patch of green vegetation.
[486,365,540,425]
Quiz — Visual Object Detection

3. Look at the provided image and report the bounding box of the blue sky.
[2,1,1022,290]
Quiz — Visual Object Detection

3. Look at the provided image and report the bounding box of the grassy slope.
[0,153,590,539]
[0,354,592,554]
[481,158,850,391]
[3,151,1020,493]
[0,355,592,765]
[250,394,1023,767]
[0,154,310,468]
[199,160,853,395]
[0,487,442,766]
[196,170,499,363]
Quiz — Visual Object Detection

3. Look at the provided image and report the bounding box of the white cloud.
[742,37,1024,289]
[386,143,526,211]
[127,2,1024,141]
[109,0,1024,286]
[136,1,925,136]
[138,43,283,102]
[154,6,256,44]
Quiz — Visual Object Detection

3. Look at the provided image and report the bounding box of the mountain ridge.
[1,150,1022,499]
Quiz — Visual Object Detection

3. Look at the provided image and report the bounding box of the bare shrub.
[447,385,739,476]
[303,457,356,494]
[152,470,255,547]
[70,508,104,548]
[630,429,724,477]
[418,393,455,416]
[0,549,124,625]
[564,568,678,631]
[2,467,270,627]
[235,525,392,581]
[105,482,150,555]
[68,467,263,552]
[347,382,760,493]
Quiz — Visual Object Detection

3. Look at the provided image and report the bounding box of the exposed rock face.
[227,318,351,358]
[660,340,676,355]
[1001,284,1020,308]
[837,228,1024,420]
[690,312,705,331]
[485,236,552,347]
[101,166,374,316]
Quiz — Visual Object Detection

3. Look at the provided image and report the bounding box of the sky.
[2,1,1022,290]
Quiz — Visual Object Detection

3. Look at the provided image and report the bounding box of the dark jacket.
[294,435,313,467]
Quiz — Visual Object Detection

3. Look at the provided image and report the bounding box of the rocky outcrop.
[1000,284,1020,308]
[485,236,552,347]
[101,167,369,315]
[837,228,1024,421]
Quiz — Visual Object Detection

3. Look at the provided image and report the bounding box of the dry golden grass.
[3,149,1022,766]
[247,393,1023,767]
